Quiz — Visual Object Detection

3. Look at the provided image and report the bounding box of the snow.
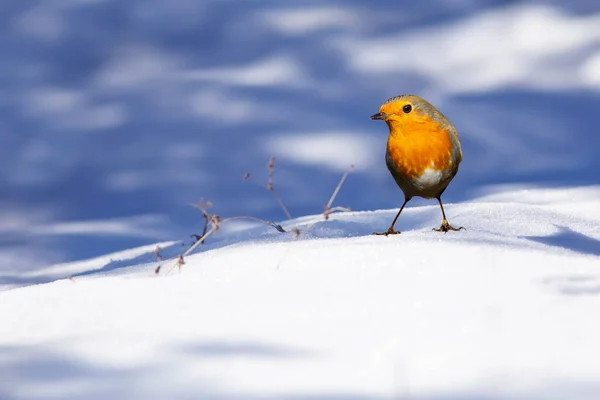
[2,187,600,399]
[0,241,177,292]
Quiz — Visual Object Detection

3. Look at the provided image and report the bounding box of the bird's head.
[370,94,448,133]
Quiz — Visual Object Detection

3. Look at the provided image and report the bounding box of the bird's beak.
[370,112,386,120]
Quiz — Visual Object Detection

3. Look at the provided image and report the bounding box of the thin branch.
[190,199,213,244]
[301,166,354,234]
[269,189,292,220]
[164,226,217,275]
[219,215,286,233]
[324,165,354,219]
[244,157,293,220]
[159,159,354,275]
[154,253,179,275]
[266,157,292,220]
[154,245,163,261]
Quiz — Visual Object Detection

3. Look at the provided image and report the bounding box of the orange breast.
[386,119,454,180]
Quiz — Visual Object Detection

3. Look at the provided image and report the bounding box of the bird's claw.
[433,220,464,233]
[373,228,401,236]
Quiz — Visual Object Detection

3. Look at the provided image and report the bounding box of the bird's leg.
[433,197,464,232]
[374,198,409,236]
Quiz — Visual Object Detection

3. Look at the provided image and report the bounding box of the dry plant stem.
[301,166,354,233]
[219,216,286,232]
[269,189,292,220]
[166,160,354,274]
[273,167,353,270]
[154,253,181,274]
[163,214,289,275]
[244,157,293,221]
[164,227,216,275]
[325,166,353,212]
[267,156,275,187]
[266,157,292,220]
[328,206,352,213]
[199,215,209,243]
[164,215,288,275]
[245,178,293,221]
[190,201,212,244]
[183,227,215,258]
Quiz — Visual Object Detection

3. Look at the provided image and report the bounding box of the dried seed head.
[211,215,221,231]
[177,255,185,267]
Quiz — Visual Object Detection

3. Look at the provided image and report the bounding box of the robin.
[371,94,463,235]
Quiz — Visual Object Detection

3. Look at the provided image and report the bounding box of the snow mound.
[1,187,600,399]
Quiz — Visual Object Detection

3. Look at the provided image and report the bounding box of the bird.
[371,94,463,235]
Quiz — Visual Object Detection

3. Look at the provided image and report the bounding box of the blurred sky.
[1,0,599,272]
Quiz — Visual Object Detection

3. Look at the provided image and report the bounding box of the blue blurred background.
[1,0,599,273]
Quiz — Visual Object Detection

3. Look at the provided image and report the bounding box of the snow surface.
[2,187,600,399]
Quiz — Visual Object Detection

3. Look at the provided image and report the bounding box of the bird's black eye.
[403,104,412,114]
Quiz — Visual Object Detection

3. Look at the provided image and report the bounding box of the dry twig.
[157,158,354,274]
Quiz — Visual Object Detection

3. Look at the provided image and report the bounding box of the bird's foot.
[373,227,401,236]
[433,220,464,233]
